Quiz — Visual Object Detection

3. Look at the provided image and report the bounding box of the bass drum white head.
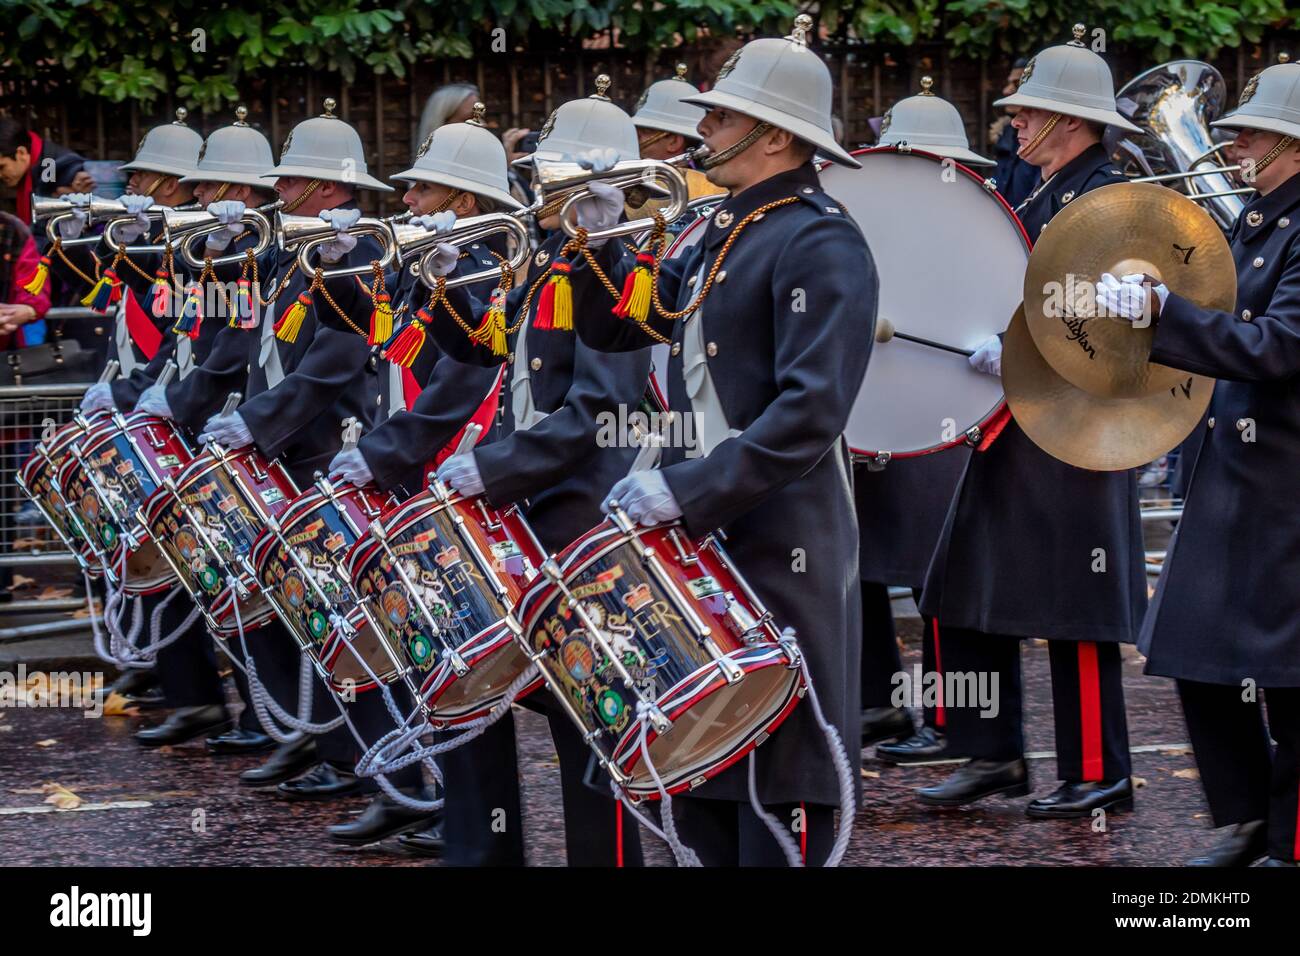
[820,147,1030,458]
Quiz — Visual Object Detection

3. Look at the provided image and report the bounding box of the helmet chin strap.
[281,178,323,213]
[1017,112,1062,159]
[209,182,232,203]
[1251,134,1296,176]
[698,121,775,170]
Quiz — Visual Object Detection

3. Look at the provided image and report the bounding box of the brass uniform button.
[1236,418,1249,431]
[1207,417,1216,428]
[1253,257,1265,268]
[706,341,718,357]
[716,270,727,283]
[530,357,542,371]
[1281,217,1291,227]
[670,343,681,356]
[1241,309,1253,322]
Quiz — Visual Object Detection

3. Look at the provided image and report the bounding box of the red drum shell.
[514,519,804,801]
[142,447,297,634]
[251,482,401,692]
[346,489,545,726]
[16,413,105,566]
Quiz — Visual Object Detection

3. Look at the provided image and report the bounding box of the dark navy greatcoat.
[921,143,1148,644]
[1141,170,1300,687]
[427,228,650,554]
[571,163,878,808]
[352,239,505,496]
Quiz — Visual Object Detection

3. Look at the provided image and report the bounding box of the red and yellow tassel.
[368,291,394,346]
[231,278,257,329]
[274,291,311,344]
[469,287,509,357]
[81,268,122,314]
[612,252,655,323]
[22,256,51,296]
[149,268,173,319]
[173,282,203,338]
[381,309,428,368]
[533,261,573,331]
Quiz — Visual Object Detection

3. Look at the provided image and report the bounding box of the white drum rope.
[609,705,701,868]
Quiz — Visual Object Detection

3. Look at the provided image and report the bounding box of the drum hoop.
[826,146,1030,459]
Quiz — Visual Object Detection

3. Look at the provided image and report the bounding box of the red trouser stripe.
[932,618,946,728]
[1077,642,1104,781]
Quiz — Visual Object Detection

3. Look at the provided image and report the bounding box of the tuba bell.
[1107,60,1251,230]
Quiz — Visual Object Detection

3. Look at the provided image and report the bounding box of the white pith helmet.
[180,107,276,188]
[1213,54,1300,139]
[393,103,522,209]
[517,75,643,167]
[878,77,994,166]
[680,15,860,168]
[119,108,204,179]
[633,64,705,142]
[993,24,1142,133]
[263,98,393,191]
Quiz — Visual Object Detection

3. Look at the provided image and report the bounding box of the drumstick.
[453,422,483,457]
[97,359,120,384]
[154,358,178,391]
[875,317,974,357]
[219,391,242,416]
[625,435,662,476]
[339,416,363,452]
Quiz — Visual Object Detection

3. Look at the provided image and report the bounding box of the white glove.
[412,211,458,234]
[316,208,362,263]
[115,194,156,243]
[603,470,682,526]
[569,180,623,246]
[204,199,247,252]
[328,447,374,487]
[969,334,1003,378]
[198,411,253,449]
[79,382,115,413]
[57,193,92,239]
[575,148,620,174]
[1096,272,1168,328]
[435,451,484,497]
[134,384,173,419]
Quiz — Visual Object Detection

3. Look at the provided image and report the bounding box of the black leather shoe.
[206,727,275,755]
[124,687,167,709]
[328,795,441,846]
[1188,820,1269,867]
[917,758,1030,807]
[1257,857,1297,867]
[110,668,158,699]
[278,762,363,801]
[1026,778,1133,819]
[134,705,231,747]
[876,726,949,764]
[239,736,318,787]
[861,707,915,747]
[397,822,447,858]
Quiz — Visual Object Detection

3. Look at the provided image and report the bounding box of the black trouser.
[1177,680,1300,862]
[152,588,224,709]
[440,699,644,867]
[938,626,1132,781]
[319,681,425,794]
[859,582,943,731]
[670,797,835,866]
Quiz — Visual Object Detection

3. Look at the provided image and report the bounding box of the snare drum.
[251,480,402,693]
[346,486,545,726]
[515,515,805,801]
[142,445,298,636]
[59,412,194,594]
[15,412,107,569]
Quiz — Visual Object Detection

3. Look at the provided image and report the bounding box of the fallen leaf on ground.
[11,574,35,590]
[1173,768,1200,780]
[37,586,73,600]
[102,691,140,717]
[1132,776,1148,788]
[34,738,58,748]
[860,769,881,779]
[42,783,83,810]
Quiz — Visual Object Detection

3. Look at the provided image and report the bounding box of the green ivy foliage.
[3,1,1295,111]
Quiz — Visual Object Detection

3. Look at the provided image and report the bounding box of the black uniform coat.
[427,229,650,554]
[353,240,504,495]
[1140,170,1300,687]
[920,143,1148,644]
[855,450,970,588]
[571,163,877,807]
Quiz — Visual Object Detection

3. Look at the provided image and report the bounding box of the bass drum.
[819,147,1030,459]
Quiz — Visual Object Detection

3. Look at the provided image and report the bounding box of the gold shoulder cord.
[426,252,525,339]
[49,238,99,287]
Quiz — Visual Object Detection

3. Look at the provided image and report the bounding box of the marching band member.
[627,64,722,227]
[858,79,994,764]
[568,18,876,865]
[917,26,1146,818]
[1101,59,1300,867]
[412,81,652,866]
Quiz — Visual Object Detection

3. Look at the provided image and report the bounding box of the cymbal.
[1003,303,1213,471]
[1023,181,1234,399]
